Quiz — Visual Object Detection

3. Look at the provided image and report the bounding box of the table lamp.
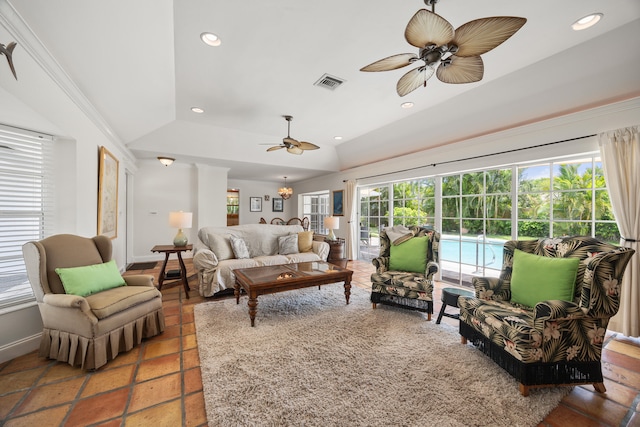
[169,211,192,247]
[324,216,339,241]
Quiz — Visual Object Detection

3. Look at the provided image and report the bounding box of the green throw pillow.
[55,259,126,297]
[510,249,579,307]
[389,236,429,274]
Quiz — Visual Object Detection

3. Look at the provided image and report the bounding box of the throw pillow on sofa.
[278,234,299,255]
[229,235,250,259]
[510,249,579,307]
[298,231,314,252]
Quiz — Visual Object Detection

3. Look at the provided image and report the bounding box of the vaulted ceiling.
[2,0,639,182]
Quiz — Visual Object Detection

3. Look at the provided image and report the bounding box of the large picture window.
[0,125,54,309]
[357,154,618,287]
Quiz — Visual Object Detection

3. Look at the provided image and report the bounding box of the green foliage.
[359,161,619,241]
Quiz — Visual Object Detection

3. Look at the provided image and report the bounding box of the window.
[359,185,390,260]
[0,125,54,309]
[393,178,435,227]
[357,154,618,286]
[302,193,330,234]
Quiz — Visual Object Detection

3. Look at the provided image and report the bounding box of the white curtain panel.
[344,180,358,260]
[598,125,640,337]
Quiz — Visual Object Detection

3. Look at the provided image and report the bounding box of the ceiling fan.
[360,0,526,97]
[266,115,319,155]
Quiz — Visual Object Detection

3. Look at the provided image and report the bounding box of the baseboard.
[0,333,41,364]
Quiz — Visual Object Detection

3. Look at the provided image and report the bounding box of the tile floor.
[1,259,639,426]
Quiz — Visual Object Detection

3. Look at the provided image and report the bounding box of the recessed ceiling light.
[334,136,343,140]
[572,13,603,31]
[191,107,204,114]
[200,32,221,46]
[401,102,414,109]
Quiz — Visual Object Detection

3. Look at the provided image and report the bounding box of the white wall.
[196,164,228,229]
[228,179,296,225]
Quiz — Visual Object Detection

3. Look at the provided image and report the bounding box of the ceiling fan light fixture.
[157,156,175,166]
[361,2,526,97]
[572,13,603,31]
[266,115,319,155]
[200,32,221,46]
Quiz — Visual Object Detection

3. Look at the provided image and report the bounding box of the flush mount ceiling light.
[157,156,175,166]
[361,0,526,97]
[191,107,204,113]
[200,32,221,46]
[572,13,603,31]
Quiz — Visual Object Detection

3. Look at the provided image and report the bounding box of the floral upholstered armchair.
[458,236,635,396]
[371,226,440,320]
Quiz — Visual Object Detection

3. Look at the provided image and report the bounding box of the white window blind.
[0,124,54,309]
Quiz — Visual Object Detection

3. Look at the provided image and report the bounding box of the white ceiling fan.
[265,115,319,155]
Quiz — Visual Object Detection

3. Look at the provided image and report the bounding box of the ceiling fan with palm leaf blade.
[360,0,526,97]
[266,115,320,155]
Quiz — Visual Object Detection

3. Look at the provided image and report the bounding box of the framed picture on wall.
[332,190,344,216]
[250,197,262,212]
[272,197,283,212]
[97,146,119,239]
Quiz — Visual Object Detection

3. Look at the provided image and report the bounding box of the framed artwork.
[250,197,262,212]
[97,146,119,239]
[272,197,283,212]
[332,190,344,216]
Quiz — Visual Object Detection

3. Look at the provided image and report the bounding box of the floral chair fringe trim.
[39,309,165,370]
[460,321,603,385]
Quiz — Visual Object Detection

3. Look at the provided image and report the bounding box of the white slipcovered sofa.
[193,224,330,297]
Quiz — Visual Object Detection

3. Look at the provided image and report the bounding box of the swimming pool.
[439,238,505,268]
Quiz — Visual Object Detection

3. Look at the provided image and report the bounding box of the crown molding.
[0,0,137,166]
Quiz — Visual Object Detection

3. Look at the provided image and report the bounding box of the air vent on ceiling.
[314,74,345,91]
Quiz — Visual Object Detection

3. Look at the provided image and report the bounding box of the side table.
[151,244,193,298]
[436,287,474,324]
[325,238,348,268]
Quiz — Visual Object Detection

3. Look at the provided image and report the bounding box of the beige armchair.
[22,234,165,370]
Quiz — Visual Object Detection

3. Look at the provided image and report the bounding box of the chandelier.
[278,176,293,200]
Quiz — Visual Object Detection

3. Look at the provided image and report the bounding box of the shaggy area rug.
[194,286,567,427]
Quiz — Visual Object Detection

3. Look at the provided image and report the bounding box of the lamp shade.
[169,211,192,229]
[324,216,339,230]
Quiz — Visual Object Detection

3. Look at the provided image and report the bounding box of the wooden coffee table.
[234,261,353,326]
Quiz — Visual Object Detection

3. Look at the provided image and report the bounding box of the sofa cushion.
[55,260,126,297]
[278,234,299,255]
[298,231,314,252]
[85,285,160,319]
[389,236,428,273]
[207,233,234,261]
[229,235,250,259]
[284,252,322,264]
[510,249,579,307]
